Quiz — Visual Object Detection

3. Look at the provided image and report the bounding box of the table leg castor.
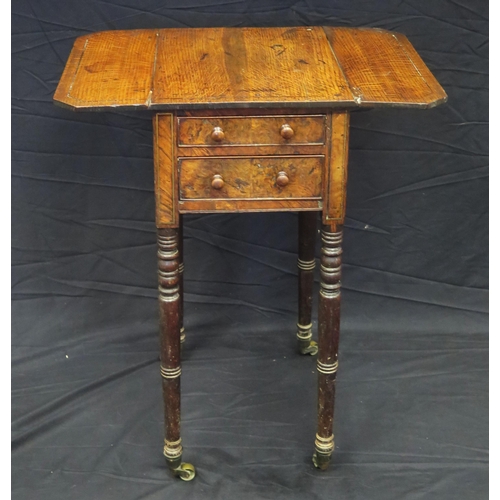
[165,454,196,481]
[297,323,318,355]
[312,434,334,470]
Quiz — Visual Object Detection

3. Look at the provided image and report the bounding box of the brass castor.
[173,462,196,481]
[299,339,318,356]
[166,457,196,481]
[312,451,331,471]
[297,324,318,356]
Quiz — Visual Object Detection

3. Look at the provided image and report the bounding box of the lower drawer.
[179,156,323,200]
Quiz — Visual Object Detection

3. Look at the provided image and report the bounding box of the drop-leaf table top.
[54,26,446,111]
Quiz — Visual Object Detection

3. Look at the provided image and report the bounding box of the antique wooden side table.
[54,26,446,481]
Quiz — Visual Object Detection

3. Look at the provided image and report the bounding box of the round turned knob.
[211,126,225,142]
[280,124,294,140]
[276,171,289,187]
[211,174,224,190]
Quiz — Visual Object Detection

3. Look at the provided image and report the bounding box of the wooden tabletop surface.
[54,26,447,111]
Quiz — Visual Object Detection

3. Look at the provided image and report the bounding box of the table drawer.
[179,156,323,200]
[177,115,326,147]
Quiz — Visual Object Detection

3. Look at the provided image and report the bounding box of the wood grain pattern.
[178,107,332,117]
[53,35,88,109]
[175,144,325,157]
[154,114,178,228]
[54,27,447,110]
[58,30,158,108]
[178,115,326,147]
[178,199,322,213]
[323,27,447,108]
[324,112,349,224]
[394,33,450,105]
[153,27,352,107]
[179,156,323,200]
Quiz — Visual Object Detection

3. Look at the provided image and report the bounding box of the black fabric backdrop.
[12,1,488,499]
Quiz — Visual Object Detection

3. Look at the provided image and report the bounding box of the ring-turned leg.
[178,215,185,345]
[158,228,195,481]
[297,212,318,355]
[313,224,342,470]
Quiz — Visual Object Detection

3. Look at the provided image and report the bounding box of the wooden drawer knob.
[280,124,294,140]
[276,171,289,187]
[211,174,224,190]
[211,126,225,142]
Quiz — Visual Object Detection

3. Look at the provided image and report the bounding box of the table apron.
[153,111,350,228]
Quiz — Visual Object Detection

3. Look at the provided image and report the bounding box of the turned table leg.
[313,223,343,470]
[178,215,185,345]
[157,228,195,481]
[297,212,319,355]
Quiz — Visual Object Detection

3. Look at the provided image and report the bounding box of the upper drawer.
[177,115,326,147]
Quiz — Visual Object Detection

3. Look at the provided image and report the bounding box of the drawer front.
[177,115,326,147]
[179,156,323,200]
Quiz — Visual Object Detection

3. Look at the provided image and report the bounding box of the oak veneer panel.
[154,114,178,227]
[179,156,323,200]
[56,30,158,109]
[53,27,447,110]
[53,36,88,106]
[178,199,322,213]
[178,107,331,117]
[394,34,450,104]
[175,144,325,157]
[324,27,447,108]
[153,27,352,107]
[324,112,349,223]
